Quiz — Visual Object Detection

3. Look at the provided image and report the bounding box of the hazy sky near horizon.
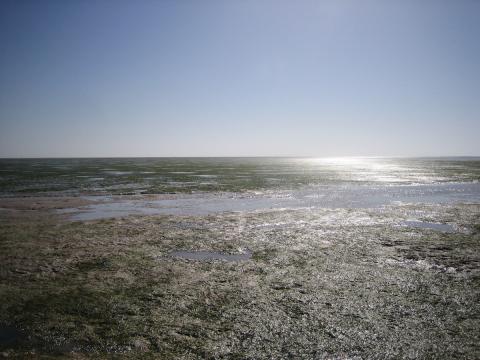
[0,0,479,158]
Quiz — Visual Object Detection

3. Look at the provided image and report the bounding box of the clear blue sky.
[0,0,479,157]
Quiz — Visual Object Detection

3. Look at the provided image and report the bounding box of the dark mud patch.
[169,250,252,262]
[0,325,25,349]
[402,220,455,233]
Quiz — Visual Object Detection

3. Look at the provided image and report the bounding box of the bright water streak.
[60,182,480,220]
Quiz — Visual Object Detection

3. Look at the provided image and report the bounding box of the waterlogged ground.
[0,158,479,358]
[1,157,479,196]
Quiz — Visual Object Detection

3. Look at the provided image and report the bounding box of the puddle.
[402,221,455,233]
[169,250,252,262]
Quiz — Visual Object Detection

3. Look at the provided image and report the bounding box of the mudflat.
[1,158,479,358]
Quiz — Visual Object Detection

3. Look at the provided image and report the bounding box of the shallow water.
[402,221,455,233]
[61,182,480,220]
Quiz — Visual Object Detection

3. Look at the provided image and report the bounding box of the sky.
[0,0,479,158]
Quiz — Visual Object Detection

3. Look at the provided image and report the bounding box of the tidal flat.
[1,158,479,358]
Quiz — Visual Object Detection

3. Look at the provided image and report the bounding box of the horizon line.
[1,155,480,160]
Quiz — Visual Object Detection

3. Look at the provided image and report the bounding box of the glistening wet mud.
[1,203,479,358]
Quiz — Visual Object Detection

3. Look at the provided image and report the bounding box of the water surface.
[60,182,480,220]
[402,221,455,233]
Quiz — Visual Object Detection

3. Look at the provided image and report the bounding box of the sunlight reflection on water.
[2,157,479,198]
[60,182,480,221]
[301,157,437,183]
